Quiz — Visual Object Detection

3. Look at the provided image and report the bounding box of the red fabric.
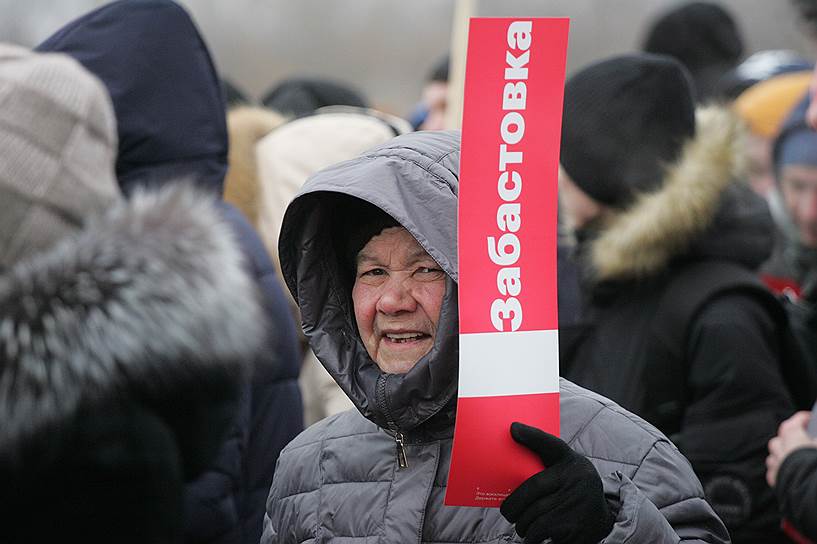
[783,518,816,544]
[762,273,803,300]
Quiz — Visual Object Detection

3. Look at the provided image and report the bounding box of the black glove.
[500,422,615,544]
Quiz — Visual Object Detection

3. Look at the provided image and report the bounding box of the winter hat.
[643,2,743,68]
[717,49,812,100]
[733,71,812,138]
[262,77,368,118]
[777,128,817,171]
[0,44,119,270]
[772,96,817,175]
[773,99,817,178]
[428,54,450,83]
[643,1,743,100]
[560,53,696,208]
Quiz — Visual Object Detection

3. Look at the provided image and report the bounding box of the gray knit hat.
[0,44,119,269]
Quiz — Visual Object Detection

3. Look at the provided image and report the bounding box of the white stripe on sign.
[458,329,559,398]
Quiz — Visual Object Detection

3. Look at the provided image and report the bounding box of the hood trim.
[0,185,263,457]
[591,106,747,281]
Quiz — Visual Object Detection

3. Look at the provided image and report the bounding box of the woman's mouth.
[384,332,430,344]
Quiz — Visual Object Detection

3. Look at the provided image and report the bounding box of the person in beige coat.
[225,106,409,425]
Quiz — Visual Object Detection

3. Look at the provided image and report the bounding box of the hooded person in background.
[228,108,409,426]
[261,129,730,543]
[36,1,303,542]
[732,68,812,201]
[642,1,744,102]
[558,53,796,543]
[761,101,817,434]
[764,98,817,299]
[0,44,263,543]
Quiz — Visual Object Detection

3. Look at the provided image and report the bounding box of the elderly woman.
[261,130,729,543]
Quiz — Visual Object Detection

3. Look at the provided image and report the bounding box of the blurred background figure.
[261,77,368,118]
[223,77,253,108]
[766,410,817,543]
[718,49,812,100]
[224,105,288,231]
[408,53,449,130]
[0,44,262,544]
[226,107,409,425]
[761,7,817,540]
[791,0,817,131]
[762,99,817,299]
[36,1,303,542]
[642,1,744,102]
[733,67,812,199]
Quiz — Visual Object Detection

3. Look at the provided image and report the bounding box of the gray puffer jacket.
[263,130,729,543]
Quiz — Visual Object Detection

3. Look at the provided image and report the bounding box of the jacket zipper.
[395,431,408,468]
[376,374,409,469]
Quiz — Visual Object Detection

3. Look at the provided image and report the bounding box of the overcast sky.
[1,0,811,115]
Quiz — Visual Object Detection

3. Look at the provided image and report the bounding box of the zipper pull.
[395,432,408,469]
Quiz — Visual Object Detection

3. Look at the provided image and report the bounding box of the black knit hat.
[262,77,368,118]
[428,54,450,83]
[560,53,696,208]
[643,2,743,100]
[643,2,743,69]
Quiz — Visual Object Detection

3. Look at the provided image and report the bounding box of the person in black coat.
[558,53,796,543]
[767,410,817,542]
[37,2,303,542]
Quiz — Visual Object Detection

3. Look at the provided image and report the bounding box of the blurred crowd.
[6,0,817,543]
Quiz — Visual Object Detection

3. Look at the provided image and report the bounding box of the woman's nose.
[376,276,417,315]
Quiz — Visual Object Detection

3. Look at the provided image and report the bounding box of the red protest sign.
[446,17,569,508]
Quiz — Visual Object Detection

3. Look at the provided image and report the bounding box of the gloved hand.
[500,422,615,544]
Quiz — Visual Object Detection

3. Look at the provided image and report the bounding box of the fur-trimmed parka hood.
[589,106,773,282]
[0,185,264,470]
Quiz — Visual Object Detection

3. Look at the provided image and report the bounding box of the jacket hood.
[278,130,460,433]
[36,0,228,195]
[590,106,772,281]
[0,185,263,468]
[255,110,403,272]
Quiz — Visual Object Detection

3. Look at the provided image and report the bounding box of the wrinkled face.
[780,164,817,248]
[352,227,446,374]
[558,167,605,231]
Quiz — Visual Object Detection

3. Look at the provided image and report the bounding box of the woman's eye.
[416,267,444,279]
